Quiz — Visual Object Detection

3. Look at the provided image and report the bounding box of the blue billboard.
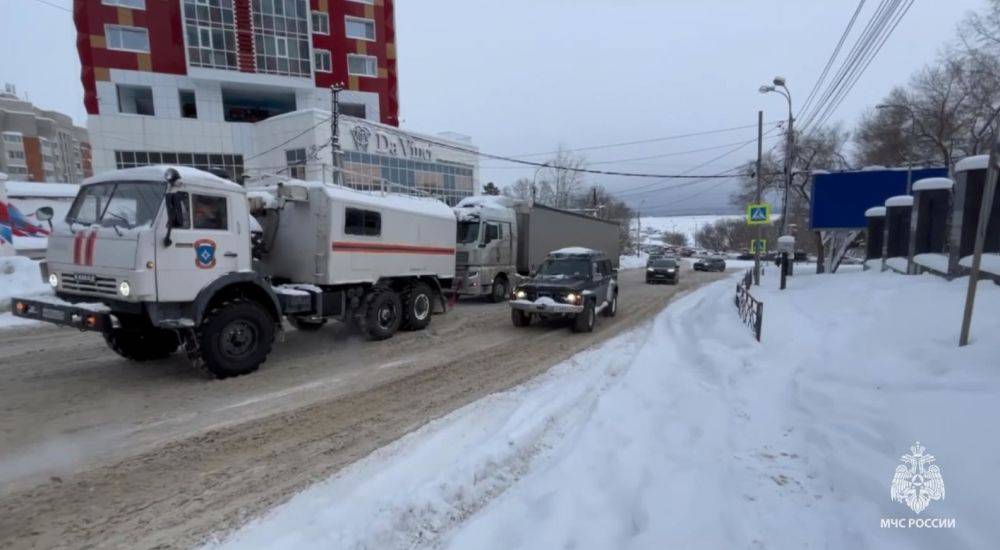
[809,167,948,230]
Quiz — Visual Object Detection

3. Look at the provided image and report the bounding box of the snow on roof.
[959,253,1000,276]
[550,247,599,256]
[4,181,79,198]
[954,155,989,173]
[85,165,243,191]
[912,177,954,192]
[456,195,516,209]
[864,206,886,217]
[884,195,914,207]
[861,165,888,171]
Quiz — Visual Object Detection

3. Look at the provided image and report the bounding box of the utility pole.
[330,84,343,186]
[781,108,794,236]
[754,110,764,285]
[959,120,999,346]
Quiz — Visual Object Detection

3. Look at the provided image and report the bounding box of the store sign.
[350,123,434,161]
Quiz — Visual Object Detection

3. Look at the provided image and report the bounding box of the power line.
[503,121,783,158]
[798,0,868,117]
[29,0,71,12]
[244,116,332,161]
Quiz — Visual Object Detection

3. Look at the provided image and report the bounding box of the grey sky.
[1,0,986,214]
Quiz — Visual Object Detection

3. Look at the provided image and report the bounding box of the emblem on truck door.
[194,239,217,269]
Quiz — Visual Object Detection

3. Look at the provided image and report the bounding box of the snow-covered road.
[217,269,1000,549]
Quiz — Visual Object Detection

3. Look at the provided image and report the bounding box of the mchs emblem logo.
[351,124,371,152]
[194,239,217,269]
[890,441,945,514]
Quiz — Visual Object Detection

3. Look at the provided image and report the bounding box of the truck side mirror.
[163,192,188,246]
[35,206,54,231]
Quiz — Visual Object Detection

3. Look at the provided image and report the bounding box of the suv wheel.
[511,308,532,327]
[601,292,618,317]
[572,300,596,333]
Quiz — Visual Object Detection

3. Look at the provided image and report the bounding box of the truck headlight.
[118,281,131,297]
[48,273,59,288]
[564,292,579,304]
[514,289,527,300]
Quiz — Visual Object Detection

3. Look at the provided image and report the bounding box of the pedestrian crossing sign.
[750,239,767,253]
[746,203,771,225]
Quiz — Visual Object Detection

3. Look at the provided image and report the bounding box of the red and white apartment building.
[74,0,478,204]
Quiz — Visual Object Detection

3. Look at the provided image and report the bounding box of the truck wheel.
[196,299,275,379]
[359,288,402,341]
[511,308,532,327]
[288,316,327,331]
[601,292,618,318]
[401,282,433,331]
[489,276,508,303]
[104,328,179,361]
[572,300,596,333]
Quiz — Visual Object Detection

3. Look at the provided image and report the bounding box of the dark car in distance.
[693,256,727,272]
[509,248,618,333]
[646,258,680,284]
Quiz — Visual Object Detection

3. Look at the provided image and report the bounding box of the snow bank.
[0,256,49,312]
[959,253,1000,277]
[618,252,648,269]
[215,269,1000,550]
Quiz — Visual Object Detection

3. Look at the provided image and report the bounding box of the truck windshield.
[457,221,480,244]
[67,181,167,230]
[537,259,591,278]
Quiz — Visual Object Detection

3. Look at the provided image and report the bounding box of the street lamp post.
[531,161,551,205]
[759,77,794,236]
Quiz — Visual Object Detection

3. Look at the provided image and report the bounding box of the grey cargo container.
[514,204,621,275]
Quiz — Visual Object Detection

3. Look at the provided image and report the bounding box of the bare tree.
[661,231,688,247]
[503,177,534,201]
[538,146,587,208]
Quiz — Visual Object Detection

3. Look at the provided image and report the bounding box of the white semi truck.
[10,166,456,378]
[454,196,621,301]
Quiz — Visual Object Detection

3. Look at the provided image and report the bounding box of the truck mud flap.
[10,297,113,332]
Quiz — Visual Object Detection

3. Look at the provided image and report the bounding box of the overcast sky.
[1,0,987,214]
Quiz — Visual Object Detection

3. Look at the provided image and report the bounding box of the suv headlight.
[514,289,527,300]
[118,281,131,297]
[564,292,580,304]
[646,267,654,272]
[48,273,59,288]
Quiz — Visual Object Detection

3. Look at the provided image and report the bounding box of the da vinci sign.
[350,123,434,161]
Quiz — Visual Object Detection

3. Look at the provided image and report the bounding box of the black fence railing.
[734,269,763,341]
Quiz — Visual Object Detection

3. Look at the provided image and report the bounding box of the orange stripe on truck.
[331,241,455,255]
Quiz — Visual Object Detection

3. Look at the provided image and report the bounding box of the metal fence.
[734,269,763,341]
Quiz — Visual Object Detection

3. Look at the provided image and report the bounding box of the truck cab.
[454,195,518,302]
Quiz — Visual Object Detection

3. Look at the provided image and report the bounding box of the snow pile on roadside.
[214,269,1000,549]
[618,252,648,269]
[0,256,48,311]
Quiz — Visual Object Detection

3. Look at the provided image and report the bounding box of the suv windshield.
[67,181,167,230]
[651,259,677,268]
[457,221,480,244]
[537,258,591,278]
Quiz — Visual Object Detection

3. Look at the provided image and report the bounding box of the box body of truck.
[515,204,621,275]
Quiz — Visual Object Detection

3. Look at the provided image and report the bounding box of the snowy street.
[218,269,1000,550]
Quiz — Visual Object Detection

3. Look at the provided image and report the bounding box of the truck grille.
[455,251,469,264]
[61,273,118,296]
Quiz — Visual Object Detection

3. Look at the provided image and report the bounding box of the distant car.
[509,248,618,333]
[693,257,726,272]
[736,252,755,261]
[646,258,680,284]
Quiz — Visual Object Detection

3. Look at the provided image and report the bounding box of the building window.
[347,54,377,77]
[344,207,381,236]
[114,150,245,179]
[314,49,332,73]
[252,0,311,78]
[102,0,145,9]
[286,148,307,179]
[192,194,228,230]
[2,132,23,144]
[183,0,238,71]
[345,17,375,41]
[347,0,374,4]
[7,150,26,162]
[342,150,476,206]
[311,11,329,35]
[117,85,155,115]
[179,89,198,118]
[105,25,150,52]
[341,103,366,118]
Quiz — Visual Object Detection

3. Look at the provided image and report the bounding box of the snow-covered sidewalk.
[213,269,1000,550]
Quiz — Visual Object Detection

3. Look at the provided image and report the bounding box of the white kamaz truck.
[10,166,455,378]
[454,196,621,301]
